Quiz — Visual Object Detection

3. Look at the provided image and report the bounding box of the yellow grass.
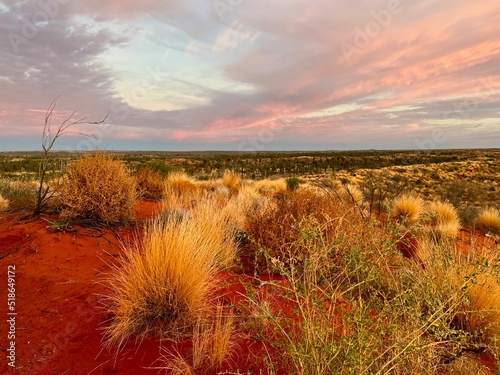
[103,202,237,349]
[391,193,424,223]
[190,202,238,269]
[466,273,500,339]
[163,171,199,209]
[337,184,364,204]
[222,183,266,229]
[192,305,235,369]
[435,220,461,239]
[222,170,240,193]
[59,153,136,223]
[135,167,165,200]
[255,178,287,195]
[157,305,234,373]
[165,171,198,196]
[476,207,500,234]
[196,179,221,191]
[416,235,500,357]
[427,201,460,224]
[0,195,9,212]
[426,201,461,238]
[158,353,195,375]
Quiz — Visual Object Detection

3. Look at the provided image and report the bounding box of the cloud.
[0,0,499,150]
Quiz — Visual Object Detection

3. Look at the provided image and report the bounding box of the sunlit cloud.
[0,0,499,150]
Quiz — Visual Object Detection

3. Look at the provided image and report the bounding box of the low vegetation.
[103,201,237,350]
[2,149,499,373]
[426,201,461,238]
[135,166,165,201]
[391,193,425,223]
[0,195,8,211]
[476,207,500,234]
[58,153,136,224]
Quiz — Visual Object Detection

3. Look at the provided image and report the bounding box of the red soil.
[0,202,286,375]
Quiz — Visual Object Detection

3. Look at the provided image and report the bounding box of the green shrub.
[285,177,300,191]
[138,161,171,177]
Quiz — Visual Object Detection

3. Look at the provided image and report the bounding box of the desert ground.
[1,150,500,375]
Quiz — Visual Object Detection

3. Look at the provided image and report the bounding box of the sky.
[0,0,499,151]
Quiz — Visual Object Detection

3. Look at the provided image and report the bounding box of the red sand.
[0,202,283,374]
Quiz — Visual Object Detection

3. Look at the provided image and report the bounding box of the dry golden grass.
[255,178,287,195]
[222,183,266,230]
[465,273,500,340]
[189,202,238,269]
[337,184,364,205]
[159,353,195,375]
[222,170,240,193]
[165,171,198,196]
[163,171,199,209]
[58,153,136,223]
[103,202,237,349]
[435,220,461,239]
[427,201,460,224]
[135,167,165,200]
[196,179,221,191]
[192,305,235,369]
[156,305,234,373]
[0,195,9,212]
[476,207,500,234]
[426,201,461,238]
[415,234,500,361]
[391,193,424,223]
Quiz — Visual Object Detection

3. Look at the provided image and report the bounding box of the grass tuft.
[476,207,500,234]
[222,170,240,193]
[58,153,136,224]
[391,193,424,223]
[0,195,9,212]
[426,201,461,238]
[135,166,165,201]
[103,202,237,349]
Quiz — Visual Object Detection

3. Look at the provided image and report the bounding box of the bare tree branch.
[34,97,108,216]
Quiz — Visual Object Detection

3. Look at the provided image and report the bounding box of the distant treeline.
[0,149,498,179]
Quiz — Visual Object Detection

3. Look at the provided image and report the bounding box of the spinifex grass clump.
[415,234,500,364]
[103,202,237,349]
[222,170,240,194]
[255,178,287,195]
[0,195,9,212]
[426,200,461,238]
[476,207,500,234]
[163,171,199,209]
[165,171,198,196]
[391,193,424,223]
[135,166,165,201]
[58,153,136,224]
